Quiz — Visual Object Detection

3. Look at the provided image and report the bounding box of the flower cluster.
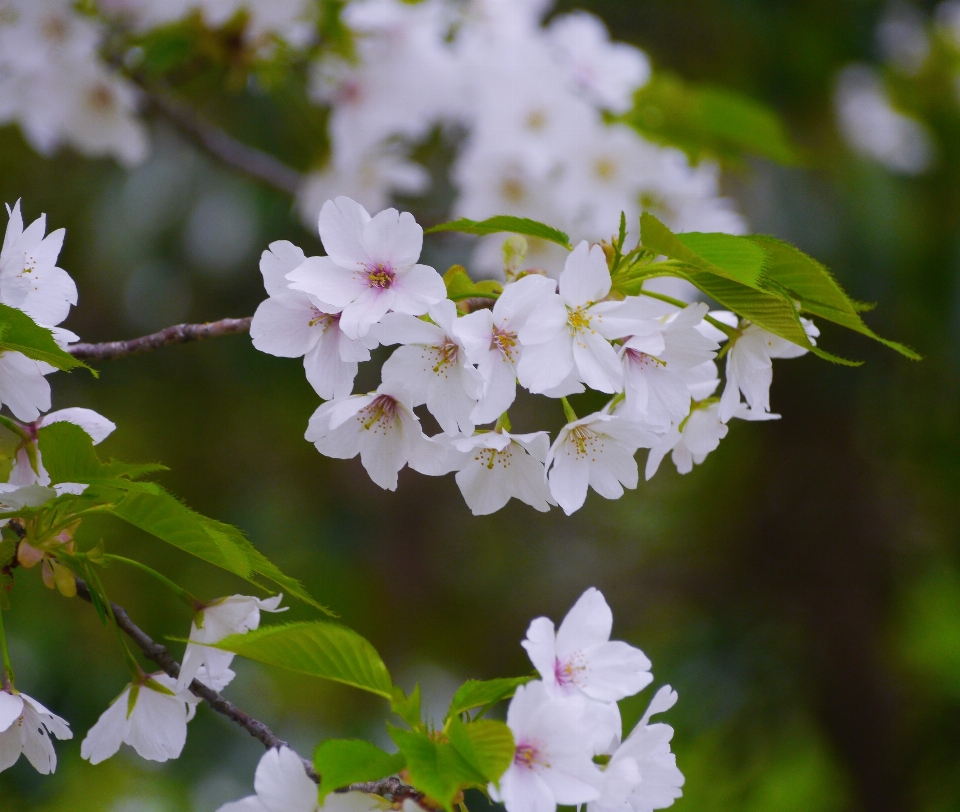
[303,0,745,273]
[254,197,813,515]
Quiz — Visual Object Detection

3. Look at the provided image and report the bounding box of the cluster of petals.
[0,687,72,774]
[255,198,815,515]
[493,588,683,812]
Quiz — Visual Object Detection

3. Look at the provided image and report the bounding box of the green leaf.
[314,739,407,802]
[389,726,484,812]
[447,677,531,719]
[213,621,393,699]
[443,266,503,303]
[426,216,572,250]
[38,423,167,484]
[446,718,515,786]
[748,236,921,360]
[623,73,799,166]
[0,303,92,374]
[639,213,766,288]
[392,684,423,728]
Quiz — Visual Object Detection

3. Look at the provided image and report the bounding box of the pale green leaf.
[446,718,514,785]
[426,216,572,250]
[214,621,393,699]
[0,303,92,373]
[389,726,484,812]
[314,739,407,802]
[447,677,531,719]
[392,684,423,728]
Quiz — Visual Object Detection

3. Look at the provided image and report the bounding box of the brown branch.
[68,317,253,361]
[142,87,304,196]
[73,577,424,804]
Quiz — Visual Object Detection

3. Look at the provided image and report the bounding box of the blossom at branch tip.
[80,672,199,765]
[177,594,287,692]
[617,302,719,431]
[545,412,656,515]
[251,240,377,400]
[286,197,446,340]
[305,380,452,491]
[0,199,77,328]
[376,299,483,435]
[589,686,684,812]
[518,242,641,395]
[491,680,602,812]
[0,687,72,774]
[719,317,819,423]
[453,273,558,424]
[523,588,653,705]
[218,745,389,812]
[449,428,554,515]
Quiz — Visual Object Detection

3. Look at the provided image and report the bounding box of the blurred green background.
[2,0,960,810]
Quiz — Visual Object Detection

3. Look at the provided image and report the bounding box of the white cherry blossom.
[450,429,554,515]
[491,680,602,812]
[589,686,684,812]
[376,299,482,435]
[305,380,450,490]
[0,200,77,328]
[454,273,558,424]
[618,302,719,431]
[545,412,656,516]
[719,319,819,422]
[519,242,641,395]
[523,588,653,704]
[0,352,52,423]
[0,688,72,774]
[177,594,286,692]
[286,198,446,340]
[251,240,377,400]
[81,673,196,764]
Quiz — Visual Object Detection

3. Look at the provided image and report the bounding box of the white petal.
[497,765,557,812]
[19,704,57,774]
[577,642,653,702]
[559,242,611,306]
[39,408,116,444]
[0,692,24,733]
[288,257,366,310]
[318,197,373,269]
[0,352,51,422]
[556,589,613,654]
[260,241,308,298]
[390,264,446,316]
[218,797,273,812]
[81,688,130,765]
[127,686,188,762]
[362,208,423,270]
[251,297,321,358]
[547,444,591,516]
[572,331,623,393]
[304,333,359,400]
[254,746,320,812]
[521,617,558,688]
[373,312,443,346]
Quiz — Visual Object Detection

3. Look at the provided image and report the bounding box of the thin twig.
[68,317,253,361]
[143,88,304,196]
[73,578,424,804]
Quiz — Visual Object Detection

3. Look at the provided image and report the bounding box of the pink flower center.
[359,395,399,432]
[490,325,518,361]
[364,263,396,290]
[309,308,338,329]
[625,348,664,370]
[514,740,547,770]
[554,653,586,688]
[431,339,459,373]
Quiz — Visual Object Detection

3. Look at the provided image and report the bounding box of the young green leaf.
[426,216,572,250]
[314,739,407,802]
[446,718,515,785]
[213,621,393,699]
[447,677,532,719]
[639,213,766,288]
[392,684,423,729]
[389,726,485,812]
[0,303,92,374]
[443,266,502,302]
[38,422,167,483]
[748,236,921,360]
[623,73,799,166]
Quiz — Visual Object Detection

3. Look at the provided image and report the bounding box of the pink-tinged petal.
[254,746,319,812]
[522,617,558,687]
[80,688,130,765]
[373,312,444,346]
[339,287,396,339]
[572,332,622,394]
[390,264,446,315]
[362,209,423,269]
[39,408,115,445]
[260,240,308,298]
[547,448,591,516]
[0,692,24,733]
[318,197,372,269]
[577,642,652,702]
[495,274,557,328]
[338,332,374,363]
[556,588,613,654]
[288,257,365,309]
[251,298,322,358]
[517,338,574,395]
[304,333,358,400]
[559,242,610,307]
[498,765,557,812]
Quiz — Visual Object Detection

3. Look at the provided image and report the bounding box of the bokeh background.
[2,0,959,810]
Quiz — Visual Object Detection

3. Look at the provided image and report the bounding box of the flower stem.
[560,397,578,423]
[102,555,201,611]
[0,606,15,690]
[495,412,512,432]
